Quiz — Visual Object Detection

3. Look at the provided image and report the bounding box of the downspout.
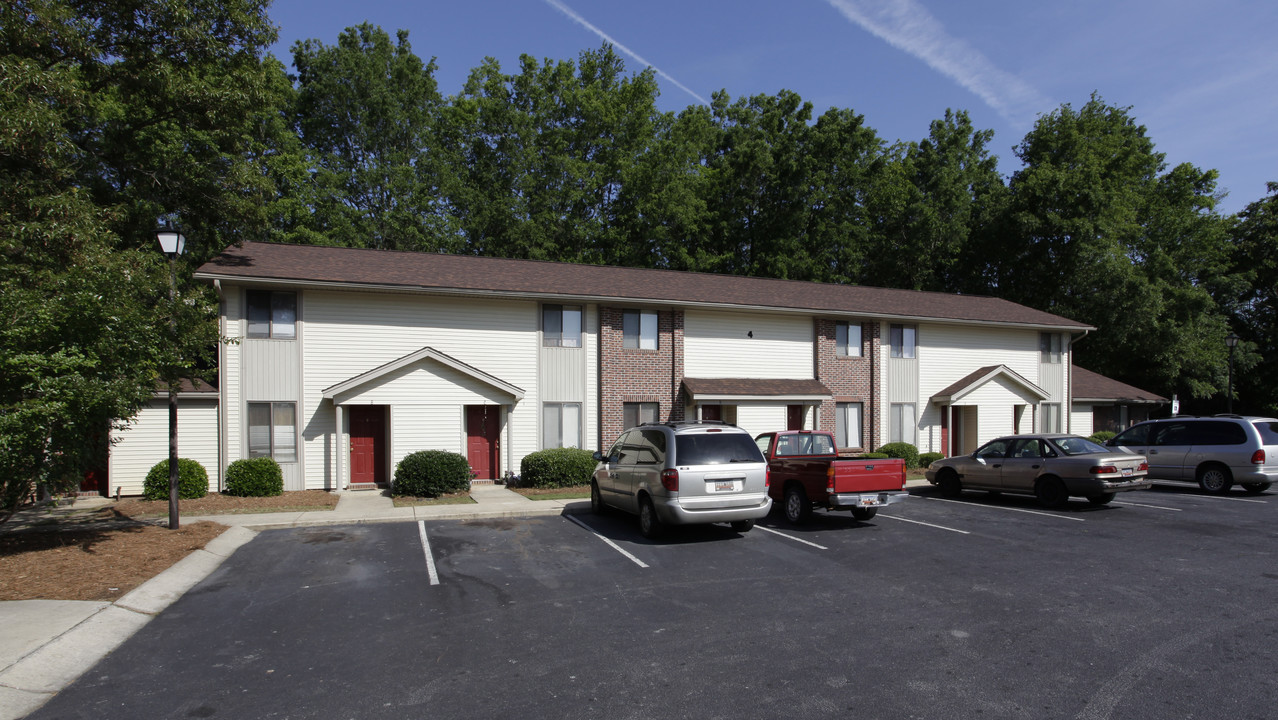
[871,322,878,450]
[1067,329,1090,434]
[213,279,226,492]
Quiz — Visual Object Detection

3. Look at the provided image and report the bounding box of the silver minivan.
[592,422,772,538]
[1107,415,1278,494]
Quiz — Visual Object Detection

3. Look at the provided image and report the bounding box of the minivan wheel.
[937,469,962,498]
[730,519,754,533]
[1197,464,1233,494]
[1242,482,1271,494]
[1087,492,1116,506]
[1035,477,1069,509]
[852,507,878,521]
[638,497,663,539]
[784,484,811,524]
[590,481,606,514]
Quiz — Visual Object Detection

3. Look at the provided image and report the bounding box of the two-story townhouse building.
[105,242,1094,495]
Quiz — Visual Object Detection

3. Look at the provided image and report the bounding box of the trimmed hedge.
[519,448,597,489]
[918,452,944,467]
[1088,431,1117,445]
[856,452,890,460]
[143,458,209,500]
[224,457,284,497]
[876,442,921,469]
[393,450,473,497]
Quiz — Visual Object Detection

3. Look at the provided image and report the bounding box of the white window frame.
[623,401,660,429]
[247,401,297,463]
[543,402,582,449]
[246,290,297,339]
[890,403,917,444]
[1040,402,1063,433]
[890,324,916,359]
[623,310,658,350]
[543,305,582,348]
[835,402,864,449]
[836,322,862,357]
[1040,332,1063,364]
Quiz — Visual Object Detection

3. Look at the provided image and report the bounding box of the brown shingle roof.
[195,242,1092,329]
[682,378,833,398]
[1072,366,1167,403]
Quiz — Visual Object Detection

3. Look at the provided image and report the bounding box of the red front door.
[350,406,387,485]
[466,405,501,480]
[787,405,803,431]
[701,405,721,422]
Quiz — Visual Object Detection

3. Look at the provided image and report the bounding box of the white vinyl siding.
[108,398,219,497]
[684,310,813,379]
[1071,405,1095,436]
[731,403,789,441]
[301,291,541,490]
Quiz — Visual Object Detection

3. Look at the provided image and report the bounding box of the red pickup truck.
[755,430,909,523]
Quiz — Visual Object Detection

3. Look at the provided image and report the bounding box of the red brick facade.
[598,307,686,446]
[815,319,880,451]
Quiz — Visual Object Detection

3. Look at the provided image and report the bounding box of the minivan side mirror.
[1105,438,1117,446]
[592,451,604,462]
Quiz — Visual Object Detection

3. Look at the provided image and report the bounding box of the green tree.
[1221,183,1278,414]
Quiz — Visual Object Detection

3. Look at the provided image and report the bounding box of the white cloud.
[822,0,1050,128]
[542,0,709,105]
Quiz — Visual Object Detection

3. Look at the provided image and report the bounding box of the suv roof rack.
[639,420,737,428]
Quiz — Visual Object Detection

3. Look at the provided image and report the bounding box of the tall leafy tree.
[1220,183,1278,414]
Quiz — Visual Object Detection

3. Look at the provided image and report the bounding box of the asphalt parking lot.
[30,484,1278,720]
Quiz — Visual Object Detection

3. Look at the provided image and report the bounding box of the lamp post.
[156,224,186,529]
[1226,332,1240,415]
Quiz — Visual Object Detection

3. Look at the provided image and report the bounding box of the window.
[623,310,658,350]
[543,305,582,348]
[542,402,581,448]
[835,402,864,448]
[836,322,862,357]
[1040,333,1063,363]
[246,290,296,339]
[623,402,659,429]
[890,403,916,444]
[890,324,916,359]
[247,402,297,462]
[1040,402,1062,433]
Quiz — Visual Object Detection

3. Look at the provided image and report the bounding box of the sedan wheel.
[784,484,811,524]
[1241,482,1271,495]
[937,470,962,499]
[1197,464,1233,494]
[638,497,663,539]
[1034,477,1069,509]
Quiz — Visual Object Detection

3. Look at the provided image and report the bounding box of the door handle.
[1032,465,1040,469]
[993,464,1002,468]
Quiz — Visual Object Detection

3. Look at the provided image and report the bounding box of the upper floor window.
[247,290,296,339]
[836,322,862,357]
[1040,333,1063,363]
[623,310,658,350]
[543,305,582,348]
[890,324,916,359]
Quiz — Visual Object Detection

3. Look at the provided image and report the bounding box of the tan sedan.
[924,434,1150,508]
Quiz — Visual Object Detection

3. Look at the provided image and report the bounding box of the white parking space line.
[565,515,650,568]
[417,521,440,586]
[1149,483,1268,503]
[1111,500,1182,511]
[924,496,1086,521]
[754,525,829,549]
[877,514,971,534]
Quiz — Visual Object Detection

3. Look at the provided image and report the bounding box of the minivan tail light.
[1090,465,1118,474]
[661,468,679,492]
[1252,449,1266,465]
[765,465,771,488]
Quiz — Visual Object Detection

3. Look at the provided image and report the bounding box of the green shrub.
[224,457,284,497]
[519,448,597,489]
[143,458,209,500]
[1089,431,1117,445]
[393,450,473,497]
[855,452,891,460]
[918,452,945,467]
[876,442,921,469]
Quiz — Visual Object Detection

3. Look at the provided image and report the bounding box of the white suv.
[592,422,772,538]
[1107,415,1278,494]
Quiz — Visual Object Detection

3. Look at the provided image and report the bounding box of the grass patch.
[510,485,590,501]
[392,492,476,507]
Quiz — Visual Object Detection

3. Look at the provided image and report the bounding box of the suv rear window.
[675,433,764,465]
[1252,421,1278,445]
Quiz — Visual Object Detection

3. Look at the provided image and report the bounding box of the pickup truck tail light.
[660,469,679,492]
[1251,449,1266,465]
[1090,465,1118,474]
[826,466,835,495]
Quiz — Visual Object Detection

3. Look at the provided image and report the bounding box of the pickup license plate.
[1121,468,1133,477]
[712,481,739,493]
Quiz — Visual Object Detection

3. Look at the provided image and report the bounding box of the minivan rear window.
[675,434,764,465]
[1252,421,1278,445]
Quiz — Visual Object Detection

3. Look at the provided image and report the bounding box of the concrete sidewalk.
[0,485,589,719]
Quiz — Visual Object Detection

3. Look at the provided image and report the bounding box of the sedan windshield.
[1050,436,1109,455]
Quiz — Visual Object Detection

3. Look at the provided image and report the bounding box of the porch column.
[335,403,345,491]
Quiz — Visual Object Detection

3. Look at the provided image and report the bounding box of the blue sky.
[265,0,1277,215]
